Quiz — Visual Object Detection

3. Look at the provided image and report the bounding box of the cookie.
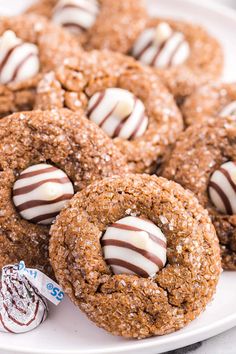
[131,19,223,101]
[183,82,236,126]
[35,50,183,173]
[0,14,81,117]
[26,0,147,53]
[162,117,236,270]
[50,174,221,339]
[0,109,127,276]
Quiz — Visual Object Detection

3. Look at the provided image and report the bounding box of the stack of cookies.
[0,0,231,340]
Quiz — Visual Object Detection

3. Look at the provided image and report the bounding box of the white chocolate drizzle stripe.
[12,53,37,84]
[15,170,68,188]
[53,0,99,32]
[0,43,38,84]
[19,199,72,221]
[209,165,236,215]
[111,100,138,139]
[101,239,164,267]
[118,216,166,240]
[134,39,153,61]
[0,43,21,74]
[13,177,70,196]
[168,39,186,67]
[61,22,86,32]
[55,3,97,15]
[87,91,105,116]
[220,101,236,117]
[111,99,145,140]
[129,111,147,140]
[220,167,236,192]
[110,223,167,247]
[99,103,119,128]
[133,28,189,69]
[87,89,148,140]
[29,211,59,224]
[18,166,58,180]
[105,258,149,278]
[209,181,231,214]
[110,265,136,276]
[16,193,74,212]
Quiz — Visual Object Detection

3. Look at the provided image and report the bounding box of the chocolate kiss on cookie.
[87,88,149,140]
[132,22,190,68]
[101,216,167,277]
[0,30,40,85]
[52,0,99,34]
[12,163,74,225]
[208,161,236,215]
[220,101,236,117]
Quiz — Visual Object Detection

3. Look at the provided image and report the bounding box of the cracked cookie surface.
[0,109,127,276]
[35,50,183,173]
[183,82,236,126]
[0,14,81,117]
[163,117,236,269]
[26,0,148,53]
[131,18,223,102]
[50,174,221,338]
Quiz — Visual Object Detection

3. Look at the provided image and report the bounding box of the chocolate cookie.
[35,50,183,173]
[0,14,81,117]
[131,19,223,101]
[50,174,221,339]
[26,0,147,53]
[0,109,127,276]
[183,82,236,126]
[162,117,236,269]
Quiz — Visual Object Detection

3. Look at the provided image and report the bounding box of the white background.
[0,1,235,354]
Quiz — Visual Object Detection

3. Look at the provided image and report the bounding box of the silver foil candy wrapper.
[0,264,48,333]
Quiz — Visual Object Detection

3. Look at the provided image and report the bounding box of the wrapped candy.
[0,261,64,333]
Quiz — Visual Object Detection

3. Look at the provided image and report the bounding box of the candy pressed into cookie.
[35,50,183,173]
[162,117,236,270]
[50,174,221,339]
[0,109,127,276]
[131,19,223,101]
[26,0,148,53]
[183,82,236,126]
[0,14,81,117]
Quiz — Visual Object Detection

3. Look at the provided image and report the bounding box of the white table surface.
[0,1,235,354]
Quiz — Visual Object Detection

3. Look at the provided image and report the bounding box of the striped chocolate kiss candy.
[52,0,99,34]
[132,22,190,69]
[87,88,149,140]
[12,164,74,225]
[0,264,48,333]
[220,101,236,117]
[101,216,167,278]
[0,30,40,85]
[208,161,236,215]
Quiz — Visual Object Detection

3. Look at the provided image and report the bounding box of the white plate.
[1,0,236,353]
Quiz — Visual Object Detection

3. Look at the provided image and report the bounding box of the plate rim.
[1,0,236,353]
[2,276,236,354]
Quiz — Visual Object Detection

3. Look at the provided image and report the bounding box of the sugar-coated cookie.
[183,82,236,126]
[0,14,81,117]
[50,174,221,338]
[131,19,223,101]
[26,0,148,53]
[163,117,236,269]
[0,109,127,276]
[35,50,183,173]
